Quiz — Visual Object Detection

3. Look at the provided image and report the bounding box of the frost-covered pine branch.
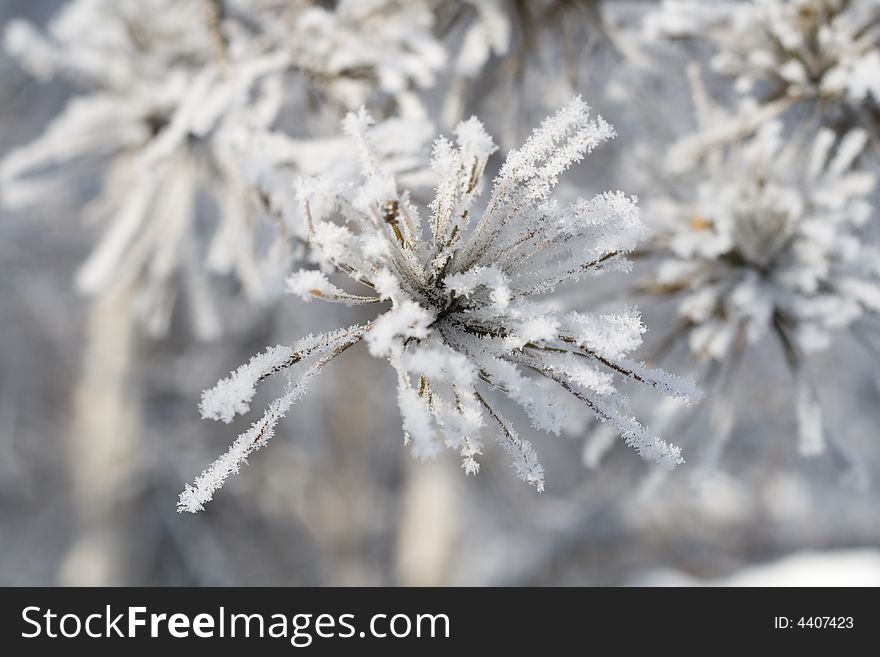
[645,0,880,144]
[277,0,446,117]
[643,120,879,462]
[439,0,645,138]
[179,98,700,512]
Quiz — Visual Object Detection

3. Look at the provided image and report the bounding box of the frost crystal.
[178,98,699,511]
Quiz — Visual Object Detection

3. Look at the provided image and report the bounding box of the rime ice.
[179,98,700,511]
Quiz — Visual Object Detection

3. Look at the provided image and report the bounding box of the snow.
[633,550,880,587]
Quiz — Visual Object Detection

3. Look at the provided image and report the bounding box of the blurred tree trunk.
[313,346,381,585]
[59,285,140,585]
[394,456,460,586]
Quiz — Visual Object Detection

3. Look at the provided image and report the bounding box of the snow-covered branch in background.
[644,120,879,465]
[178,98,701,512]
[438,0,649,144]
[277,0,446,117]
[645,0,880,142]
[0,0,445,339]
